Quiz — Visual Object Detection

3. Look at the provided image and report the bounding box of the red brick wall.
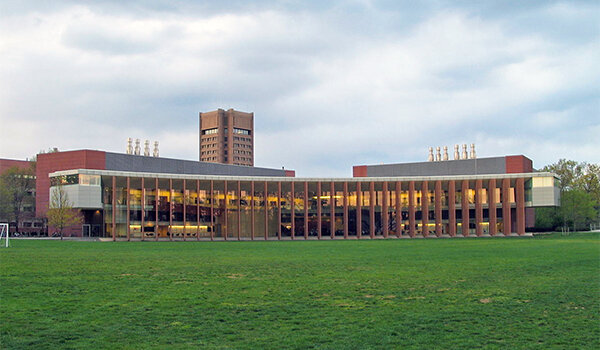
[0,158,32,174]
[285,170,296,177]
[353,165,368,177]
[505,155,533,173]
[36,150,106,218]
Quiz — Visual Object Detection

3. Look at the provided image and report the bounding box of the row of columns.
[111,177,526,241]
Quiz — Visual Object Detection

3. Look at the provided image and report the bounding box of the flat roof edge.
[49,169,559,182]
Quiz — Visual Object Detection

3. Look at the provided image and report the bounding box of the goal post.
[0,223,9,248]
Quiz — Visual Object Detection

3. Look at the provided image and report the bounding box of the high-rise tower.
[199,109,254,166]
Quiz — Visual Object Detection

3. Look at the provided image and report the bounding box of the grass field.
[1,233,599,349]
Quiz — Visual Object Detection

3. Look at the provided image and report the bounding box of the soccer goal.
[0,223,9,248]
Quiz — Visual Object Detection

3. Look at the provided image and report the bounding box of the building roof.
[50,168,558,183]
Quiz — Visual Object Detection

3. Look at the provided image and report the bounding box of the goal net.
[0,223,9,248]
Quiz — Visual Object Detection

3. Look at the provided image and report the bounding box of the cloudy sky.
[1,1,598,176]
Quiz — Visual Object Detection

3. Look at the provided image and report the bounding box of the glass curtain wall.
[281,182,292,237]
[198,181,211,238]
[400,185,409,236]
[254,182,266,240]
[466,183,475,235]
[240,182,252,239]
[293,182,305,238]
[128,178,142,239]
[414,183,422,236]
[157,179,170,239]
[114,177,128,238]
[144,180,156,239]
[97,176,530,240]
[441,182,449,235]
[267,182,279,238]
[171,180,184,239]
[334,182,344,236]
[307,182,318,237]
[212,181,224,238]
[373,182,383,236]
[494,185,502,234]
[321,183,331,237]
[455,184,462,235]
[388,182,398,236]
[426,184,435,236]
[347,183,357,237]
[227,181,239,239]
[102,177,113,238]
[478,181,489,234]
[184,180,198,239]
[360,184,370,237]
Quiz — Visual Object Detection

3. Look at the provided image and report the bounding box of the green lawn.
[1,233,599,349]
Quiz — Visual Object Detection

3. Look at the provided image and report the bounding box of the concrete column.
[112,176,116,241]
[383,181,389,238]
[516,178,525,235]
[251,181,255,240]
[304,182,308,239]
[196,180,200,241]
[475,179,483,236]
[489,179,497,236]
[317,181,322,239]
[421,181,429,237]
[395,181,401,237]
[448,180,456,237]
[330,181,335,239]
[238,181,242,240]
[291,181,295,240]
[408,181,415,238]
[210,180,214,241]
[461,180,469,237]
[357,182,362,238]
[224,181,228,240]
[155,178,159,241]
[277,181,282,240]
[369,181,375,239]
[182,179,186,241]
[141,177,145,241]
[435,180,442,237]
[126,176,130,241]
[169,179,173,241]
[264,181,268,240]
[343,181,348,239]
[502,178,511,235]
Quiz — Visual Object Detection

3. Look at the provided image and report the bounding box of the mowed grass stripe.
[1,233,598,349]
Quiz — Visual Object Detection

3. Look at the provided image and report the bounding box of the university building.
[1,109,560,240]
[38,149,558,240]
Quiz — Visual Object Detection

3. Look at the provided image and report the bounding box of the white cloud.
[0,2,598,176]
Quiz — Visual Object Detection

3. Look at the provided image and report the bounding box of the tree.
[574,163,600,205]
[559,190,597,231]
[534,207,561,231]
[0,179,12,221]
[541,159,582,192]
[539,159,600,231]
[46,183,81,239]
[0,164,36,231]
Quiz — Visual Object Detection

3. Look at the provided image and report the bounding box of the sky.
[0,0,598,177]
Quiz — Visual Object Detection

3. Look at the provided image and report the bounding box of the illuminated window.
[233,128,251,135]
[202,128,218,135]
